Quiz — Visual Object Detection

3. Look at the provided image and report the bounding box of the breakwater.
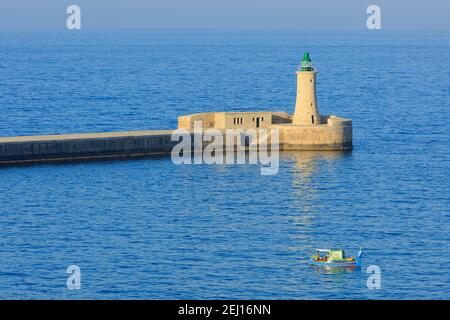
[0,122,351,166]
[0,130,176,165]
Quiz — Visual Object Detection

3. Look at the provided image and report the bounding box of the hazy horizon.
[0,0,449,31]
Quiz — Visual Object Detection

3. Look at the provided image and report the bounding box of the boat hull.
[309,260,362,267]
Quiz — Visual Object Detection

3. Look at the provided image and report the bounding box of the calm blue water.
[0,29,449,299]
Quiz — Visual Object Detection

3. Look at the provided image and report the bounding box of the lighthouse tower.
[292,52,321,125]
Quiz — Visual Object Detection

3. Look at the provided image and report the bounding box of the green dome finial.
[300,52,313,71]
[302,52,312,62]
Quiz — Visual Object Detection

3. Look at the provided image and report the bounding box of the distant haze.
[0,0,449,30]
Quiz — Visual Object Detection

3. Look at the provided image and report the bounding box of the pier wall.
[273,115,353,150]
[0,130,176,165]
[0,115,352,165]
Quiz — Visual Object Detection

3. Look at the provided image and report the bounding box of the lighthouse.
[292,52,321,125]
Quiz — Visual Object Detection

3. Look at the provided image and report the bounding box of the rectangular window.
[311,115,315,124]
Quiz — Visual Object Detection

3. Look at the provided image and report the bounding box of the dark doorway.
[256,117,260,128]
[311,115,315,124]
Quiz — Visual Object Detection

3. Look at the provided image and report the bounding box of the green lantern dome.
[300,52,314,71]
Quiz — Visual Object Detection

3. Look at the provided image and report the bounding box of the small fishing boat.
[309,248,362,267]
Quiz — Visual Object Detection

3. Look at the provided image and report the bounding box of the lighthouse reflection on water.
[283,150,360,276]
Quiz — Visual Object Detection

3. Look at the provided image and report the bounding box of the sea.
[0,29,449,299]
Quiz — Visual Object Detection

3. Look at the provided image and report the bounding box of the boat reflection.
[312,265,360,275]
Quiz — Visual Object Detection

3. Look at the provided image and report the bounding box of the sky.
[0,0,449,30]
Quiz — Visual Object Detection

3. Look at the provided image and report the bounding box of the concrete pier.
[0,130,176,165]
[0,119,351,166]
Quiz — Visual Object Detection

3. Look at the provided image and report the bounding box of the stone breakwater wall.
[0,117,352,166]
[0,130,177,165]
[274,115,353,151]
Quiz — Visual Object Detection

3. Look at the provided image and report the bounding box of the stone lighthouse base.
[272,115,353,151]
[178,111,352,151]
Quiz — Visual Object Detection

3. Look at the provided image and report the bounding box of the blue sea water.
[0,29,449,299]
